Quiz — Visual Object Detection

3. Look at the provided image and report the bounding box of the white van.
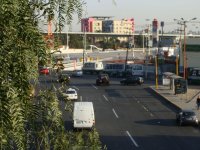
[73,102,95,129]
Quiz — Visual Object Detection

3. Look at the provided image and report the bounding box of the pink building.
[81,17,135,34]
[81,18,95,32]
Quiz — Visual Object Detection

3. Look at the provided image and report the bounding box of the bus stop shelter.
[162,72,187,94]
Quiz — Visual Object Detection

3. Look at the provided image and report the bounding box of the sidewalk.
[150,85,200,119]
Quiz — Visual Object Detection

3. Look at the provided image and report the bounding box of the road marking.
[103,95,109,101]
[112,108,119,118]
[150,113,154,117]
[142,105,149,112]
[91,84,98,89]
[126,131,139,148]
[80,96,82,101]
[73,86,79,90]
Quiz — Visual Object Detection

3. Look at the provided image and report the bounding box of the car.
[63,88,78,100]
[120,76,144,85]
[71,70,83,77]
[96,73,110,86]
[176,109,199,126]
[57,73,70,83]
[39,67,49,75]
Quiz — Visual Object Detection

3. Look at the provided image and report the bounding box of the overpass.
[43,31,200,38]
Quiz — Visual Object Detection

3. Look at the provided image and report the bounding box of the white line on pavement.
[91,84,98,89]
[142,105,149,112]
[150,113,154,117]
[80,96,82,101]
[103,95,109,101]
[112,108,119,118]
[126,131,139,148]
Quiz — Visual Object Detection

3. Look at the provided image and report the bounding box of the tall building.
[81,16,134,42]
[81,16,134,34]
[103,18,134,34]
[81,16,112,32]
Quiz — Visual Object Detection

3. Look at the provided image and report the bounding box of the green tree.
[0,0,104,149]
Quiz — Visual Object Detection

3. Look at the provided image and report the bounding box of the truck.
[73,102,95,129]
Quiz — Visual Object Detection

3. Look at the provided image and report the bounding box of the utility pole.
[174,17,197,79]
[155,54,158,89]
[82,6,88,66]
[183,22,186,79]
[83,26,86,65]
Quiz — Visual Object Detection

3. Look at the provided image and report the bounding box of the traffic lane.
[106,83,200,150]
[40,75,200,150]
[70,78,136,150]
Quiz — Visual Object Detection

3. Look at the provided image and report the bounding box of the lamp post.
[174,17,197,79]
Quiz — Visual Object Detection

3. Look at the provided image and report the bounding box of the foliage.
[0,0,104,149]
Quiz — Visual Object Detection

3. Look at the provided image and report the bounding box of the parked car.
[39,67,49,75]
[96,73,110,86]
[57,73,70,83]
[71,70,83,77]
[120,76,144,85]
[63,88,78,100]
[176,109,199,126]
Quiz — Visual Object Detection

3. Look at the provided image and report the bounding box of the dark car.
[96,74,110,86]
[120,76,144,85]
[57,73,70,83]
[176,109,199,126]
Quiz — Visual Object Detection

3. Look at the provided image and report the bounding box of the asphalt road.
[39,74,200,150]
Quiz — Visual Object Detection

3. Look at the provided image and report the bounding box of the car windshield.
[182,111,195,116]
[66,90,75,94]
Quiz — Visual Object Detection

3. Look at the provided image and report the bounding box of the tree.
[0,0,104,149]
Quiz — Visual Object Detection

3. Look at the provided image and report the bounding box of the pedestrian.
[196,95,200,110]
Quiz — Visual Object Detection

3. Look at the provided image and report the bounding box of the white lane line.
[142,105,149,112]
[126,131,139,148]
[91,84,98,89]
[80,96,82,101]
[103,95,109,101]
[73,86,79,90]
[150,113,154,117]
[112,108,119,118]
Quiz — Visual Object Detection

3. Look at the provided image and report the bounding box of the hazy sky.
[71,0,199,32]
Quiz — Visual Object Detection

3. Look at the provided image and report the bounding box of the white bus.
[129,64,144,76]
[82,61,104,74]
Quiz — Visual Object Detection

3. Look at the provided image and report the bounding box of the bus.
[103,63,131,77]
[82,61,104,74]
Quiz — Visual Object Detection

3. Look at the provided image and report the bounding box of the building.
[81,16,112,32]
[102,18,134,34]
[81,16,135,42]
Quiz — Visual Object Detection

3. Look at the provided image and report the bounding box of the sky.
[70,0,200,32]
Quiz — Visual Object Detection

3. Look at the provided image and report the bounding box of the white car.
[64,88,78,100]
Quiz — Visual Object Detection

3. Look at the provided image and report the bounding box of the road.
[39,74,200,150]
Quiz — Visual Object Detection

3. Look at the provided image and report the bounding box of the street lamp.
[174,17,197,79]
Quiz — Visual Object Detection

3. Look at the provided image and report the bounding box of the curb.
[149,86,182,111]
